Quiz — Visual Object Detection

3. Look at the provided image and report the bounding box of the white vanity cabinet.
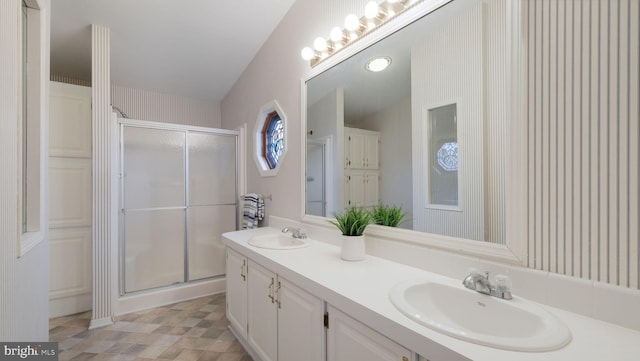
[226,248,248,340]
[326,305,412,361]
[247,259,324,361]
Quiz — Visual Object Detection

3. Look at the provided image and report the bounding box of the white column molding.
[90,24,114,329]
[0,0,21,339]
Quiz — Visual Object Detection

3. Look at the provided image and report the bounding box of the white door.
[348,171,366,208]
[277,277,324,361]
[48,81,92,318]
[247,261,277,361]
[364,134,379,169]
[226,248,247,339]
[327,305,411,361]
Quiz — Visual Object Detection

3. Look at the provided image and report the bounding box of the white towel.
[243,193,264,229]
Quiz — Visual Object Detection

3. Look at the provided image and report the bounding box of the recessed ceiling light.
[365,57,391,72]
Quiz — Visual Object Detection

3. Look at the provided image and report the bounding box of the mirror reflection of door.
[306,140,327,217]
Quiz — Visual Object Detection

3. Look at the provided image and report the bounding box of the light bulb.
[384,0,406,15]
[301,47,315,61]
[365,57,391,72]
[344,14,361,31]
[330,26,344,42]
[313,37,327,52]
[365,1,380,19]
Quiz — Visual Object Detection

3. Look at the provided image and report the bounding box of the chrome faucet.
[281,227,307,239]
[462,271,512,300]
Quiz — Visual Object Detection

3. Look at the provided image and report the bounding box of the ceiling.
[50,0,296,102]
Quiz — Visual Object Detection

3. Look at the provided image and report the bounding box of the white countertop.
[223,227,640,361]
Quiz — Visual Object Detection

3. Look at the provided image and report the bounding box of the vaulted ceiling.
[50,0,296,101]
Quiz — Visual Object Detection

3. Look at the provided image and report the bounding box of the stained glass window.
[437,142,458,171]
[262,112,284,169]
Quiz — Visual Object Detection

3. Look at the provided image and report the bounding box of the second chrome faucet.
[281,226,307,239]
[462,271,513,300]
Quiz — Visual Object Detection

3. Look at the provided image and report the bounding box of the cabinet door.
[247,261,278,361]
[348,171,366,208]
[364,172,379,207]
[364,134,379,169]
[277,277,324,361]
[226,248,247,339]
[327,305,411,361]
[348,133,366,168]
[344,172,351,209]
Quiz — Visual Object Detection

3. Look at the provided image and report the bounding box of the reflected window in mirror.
[429,104,458,207]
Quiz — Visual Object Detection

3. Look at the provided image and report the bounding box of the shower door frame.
[117,119,239,296]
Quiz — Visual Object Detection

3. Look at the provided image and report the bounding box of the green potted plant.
[329,206,371,261]
[370,204,406,228]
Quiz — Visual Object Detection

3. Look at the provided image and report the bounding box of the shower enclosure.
[306,140,326,217]
[119,120,238,295]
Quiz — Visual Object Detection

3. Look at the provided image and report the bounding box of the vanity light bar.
[300,0,422,67]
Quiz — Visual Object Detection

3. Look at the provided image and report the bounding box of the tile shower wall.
[525,0,639,288]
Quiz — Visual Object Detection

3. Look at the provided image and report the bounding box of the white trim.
[18,0,49,257]
[89,316,114,330]
[301,0,526,266]
[114,278,225,316]
[49,293,92,319]
[253,100,288,177]
[235,123,248,205]
[421,98,462,210]
[118,117,238,136]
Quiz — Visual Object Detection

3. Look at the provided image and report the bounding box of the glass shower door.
[187,132,237,281]
[306,141,326,217]
[122,126,186,293]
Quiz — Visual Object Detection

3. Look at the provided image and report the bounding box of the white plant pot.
[340,235,366,261]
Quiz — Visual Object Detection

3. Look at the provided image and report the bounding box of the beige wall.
[221,0,368,222]
[111,85,221,128]
[351,98,413,230]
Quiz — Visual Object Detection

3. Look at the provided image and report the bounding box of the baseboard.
[49,293,92,318]
[228,324,262,361]
[89,316,114,330]
[114,277,226,316]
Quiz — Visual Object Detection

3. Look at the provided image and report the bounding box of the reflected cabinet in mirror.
[305,0,513,245]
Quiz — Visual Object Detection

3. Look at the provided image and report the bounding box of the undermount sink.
[389,279,571,352]
[248,234,312,250]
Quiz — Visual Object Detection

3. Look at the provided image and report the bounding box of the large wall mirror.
[303,0,526,262]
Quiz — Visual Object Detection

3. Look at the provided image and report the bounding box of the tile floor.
[49,293,252,361]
